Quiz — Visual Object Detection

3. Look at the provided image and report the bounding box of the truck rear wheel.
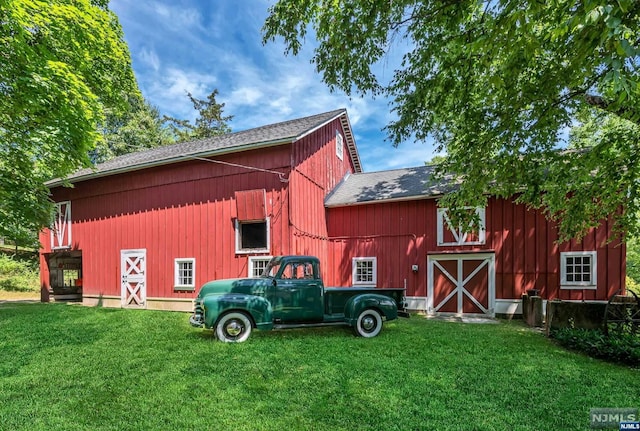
[354,309,383,338]
[216,312,252,343]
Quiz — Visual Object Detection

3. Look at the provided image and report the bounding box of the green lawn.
[0,304,637,431]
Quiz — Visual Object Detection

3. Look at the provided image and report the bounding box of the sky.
[109,0,438,173]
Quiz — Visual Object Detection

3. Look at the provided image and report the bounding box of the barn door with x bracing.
[427,253,495,317]
[121,249,147,308]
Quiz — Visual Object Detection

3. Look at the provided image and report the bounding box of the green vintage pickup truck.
[190,255,409,342]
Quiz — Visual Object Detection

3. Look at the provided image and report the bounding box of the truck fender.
[344,294,399,326]
[202,294,273,330]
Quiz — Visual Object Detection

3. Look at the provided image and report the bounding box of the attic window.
[336,130,344,160]
[437,207,486,246]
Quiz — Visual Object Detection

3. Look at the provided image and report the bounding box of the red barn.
[323,166,624,316]
[39,109,624,316]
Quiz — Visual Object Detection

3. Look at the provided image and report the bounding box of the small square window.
[336,130,344,161]
[236,218,270,254]
[560,251,596,289]
[248,257,272,277]
[175,258,195,290]
[352,257,377,286]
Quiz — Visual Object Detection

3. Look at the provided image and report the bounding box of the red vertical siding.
[40,118,355,302]
[326,196,624,301]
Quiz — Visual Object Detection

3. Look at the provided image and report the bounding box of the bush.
[551,327,640,367]
[627,276,640,296]
[0,254,39,292]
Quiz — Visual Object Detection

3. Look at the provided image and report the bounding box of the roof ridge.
[48,108,353,186]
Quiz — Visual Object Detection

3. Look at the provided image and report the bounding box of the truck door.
[272,261,323,323]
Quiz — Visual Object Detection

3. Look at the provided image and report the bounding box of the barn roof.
[48,108,361,186]
[324,165,460,207]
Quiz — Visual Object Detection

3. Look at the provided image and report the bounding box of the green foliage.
[0,0,139,240]
[163,89,233,142]
[0,308,639,430]
[92,97,174,163]
[551,327,640,366]
[0,254,39,292]
[264,0,640,241]
[626,235,640,286]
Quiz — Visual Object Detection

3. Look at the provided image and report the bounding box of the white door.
[427,253,495,317]
[121,249,147,308]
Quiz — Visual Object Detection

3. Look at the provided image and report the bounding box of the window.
[336,129,344,160]
[352,257,377,286]
[248,256,272,277]
[235,219,270,254]
[281,261,316,279]
[560,251,597,289]
[51,201,72,249]
[437,207,486,246]
[174,258,195,290]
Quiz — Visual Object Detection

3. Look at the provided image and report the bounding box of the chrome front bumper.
[189,312,205,327]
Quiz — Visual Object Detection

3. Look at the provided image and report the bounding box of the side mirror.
[272,279,277,287]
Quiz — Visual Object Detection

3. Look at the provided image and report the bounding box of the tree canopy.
[163,89,233,143]
[0,0,139,245]
[92,96,174,163]
[264,0,640,241]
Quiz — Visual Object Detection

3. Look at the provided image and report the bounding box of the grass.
[0,304,638,431]
[0,290,39,301]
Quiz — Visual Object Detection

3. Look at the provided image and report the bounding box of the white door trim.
[121,249,147,308]
[427,253,495,317]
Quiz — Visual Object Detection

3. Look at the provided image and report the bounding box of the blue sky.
[109,0,437,172]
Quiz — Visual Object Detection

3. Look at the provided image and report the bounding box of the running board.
[273,322,348,330]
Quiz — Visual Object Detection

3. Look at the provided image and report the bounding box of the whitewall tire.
[215,312,253,343]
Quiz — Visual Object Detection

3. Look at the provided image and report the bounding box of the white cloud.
[110,0,440,173]
[139,47,160,72]
[230,87,263,106]
[151,2,203,32]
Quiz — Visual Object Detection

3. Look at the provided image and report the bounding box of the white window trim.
[352,257,377,287]
[174,258,196,290]
[51,201,72,250]
[437,207,486,246]
[235,217,271,254]
[336,130,344,161]
[248,256,273,277]
[560,251,597,290]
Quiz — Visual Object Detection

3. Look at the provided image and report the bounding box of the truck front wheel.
[354,309,383,338]
[216,312,252,343]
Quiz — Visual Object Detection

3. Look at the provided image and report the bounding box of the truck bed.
[323,287,405,316]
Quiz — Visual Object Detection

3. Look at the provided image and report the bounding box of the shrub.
[551,327,640,367]
[627,276,640,296]
[0,254,39,292]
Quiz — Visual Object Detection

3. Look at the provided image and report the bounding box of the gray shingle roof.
[324,165,459,207]
[48,108,361,186]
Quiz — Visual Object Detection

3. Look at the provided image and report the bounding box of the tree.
[92,97,174,163]
[164,89,233,142]
[0,0,139,245]
[263,0,640,241]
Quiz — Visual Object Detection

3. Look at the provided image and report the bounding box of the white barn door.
[121,249,147,308]
[427,253,495,317]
